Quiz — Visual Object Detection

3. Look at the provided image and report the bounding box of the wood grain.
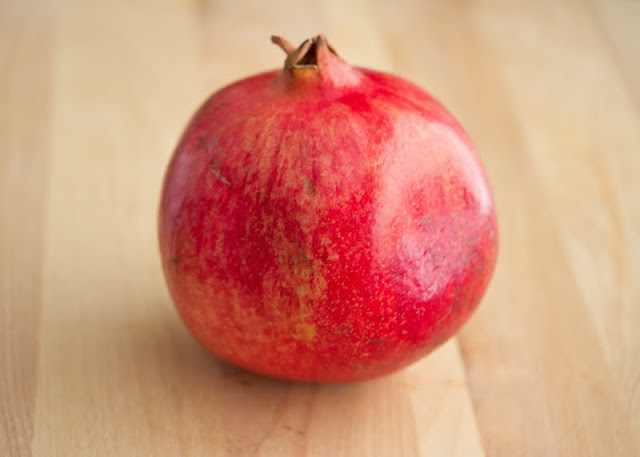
[1,1,638,456]
[589,0,640,106]
[0,1,52,456]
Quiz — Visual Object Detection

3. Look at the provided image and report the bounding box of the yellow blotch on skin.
[283,251,328,345]
[292,321,317,342]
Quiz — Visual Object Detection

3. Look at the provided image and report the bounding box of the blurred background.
[1,1,639,456]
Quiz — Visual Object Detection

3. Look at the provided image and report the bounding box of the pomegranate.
[159,35,497,382]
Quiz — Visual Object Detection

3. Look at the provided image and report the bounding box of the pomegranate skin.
[159,36,498,382]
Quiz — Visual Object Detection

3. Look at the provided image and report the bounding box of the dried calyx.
[271,35,338,70]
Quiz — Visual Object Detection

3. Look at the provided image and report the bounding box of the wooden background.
[1,1,639,456]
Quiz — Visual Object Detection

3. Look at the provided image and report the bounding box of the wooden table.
[2,1,638,455]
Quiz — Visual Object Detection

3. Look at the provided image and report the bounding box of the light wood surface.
[1,1,638,456]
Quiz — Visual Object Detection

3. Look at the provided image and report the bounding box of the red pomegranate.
[159,35,498,382]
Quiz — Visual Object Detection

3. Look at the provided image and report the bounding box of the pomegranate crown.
[271,35,339,70]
